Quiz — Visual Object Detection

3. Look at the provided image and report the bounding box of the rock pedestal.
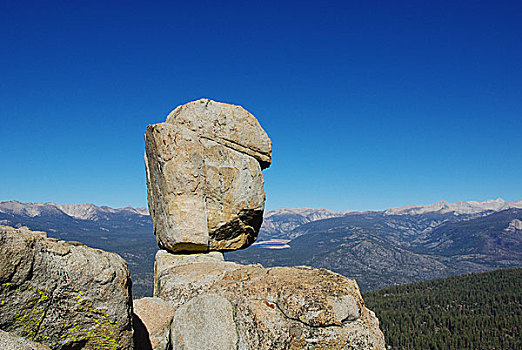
[152,251,385,350]
[145,99,272,253]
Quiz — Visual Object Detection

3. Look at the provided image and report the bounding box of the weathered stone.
[0,226,133,350]
[154,248,225,273]
[0,330,50,350]
[153,250,242,305]
[154,251,385,350]
[133,297,175,350]
[165,99,272,169]
[171,294,238,350]
[145,99,271,253]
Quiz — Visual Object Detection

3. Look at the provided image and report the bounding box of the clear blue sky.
[1,1,521,211]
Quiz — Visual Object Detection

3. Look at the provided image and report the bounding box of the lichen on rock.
[0,225,133,350]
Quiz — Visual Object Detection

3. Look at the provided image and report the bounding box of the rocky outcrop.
[154,251,385,349]
[139,99,385,349]
[0,225,134,350]
[3,98,385,349]
[145,99,271,253]
[0,329,50,350]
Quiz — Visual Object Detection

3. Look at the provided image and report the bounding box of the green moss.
[2,285,120,350]
[59,292,119,350]
[0,282,12,306]
[10,286,50,342]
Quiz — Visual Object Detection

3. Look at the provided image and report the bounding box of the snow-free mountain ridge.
[1,198,521,222]
[1,198,521,296]
[384,198,522,216]
[0,200,149,220]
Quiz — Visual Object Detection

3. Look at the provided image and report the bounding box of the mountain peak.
[384,198,521,216]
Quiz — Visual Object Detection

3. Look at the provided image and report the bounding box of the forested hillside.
[363,268,522,350]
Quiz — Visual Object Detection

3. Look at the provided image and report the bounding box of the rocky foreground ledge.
[0,225,385,350]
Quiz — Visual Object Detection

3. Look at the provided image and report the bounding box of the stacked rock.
[144,98,271,253]
[140,99,385,350]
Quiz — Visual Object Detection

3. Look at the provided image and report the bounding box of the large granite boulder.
[145,99,272,253]
[0,226,134,350]
[154,251,385,350]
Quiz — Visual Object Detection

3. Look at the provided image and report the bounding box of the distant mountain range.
[259,207,351,240]
[258,199,522,241]
[228,199,522,291]
[1,199,521,297]
[384,198,522,216]
[0,200,149,220]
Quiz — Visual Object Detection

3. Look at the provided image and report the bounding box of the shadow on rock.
[133,313,153,350]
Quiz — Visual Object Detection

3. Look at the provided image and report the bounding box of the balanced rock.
[154,251,385,350]
[0,226,134,350]
[145,99,272,253]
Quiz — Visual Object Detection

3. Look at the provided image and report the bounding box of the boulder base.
[153,251,385,350]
